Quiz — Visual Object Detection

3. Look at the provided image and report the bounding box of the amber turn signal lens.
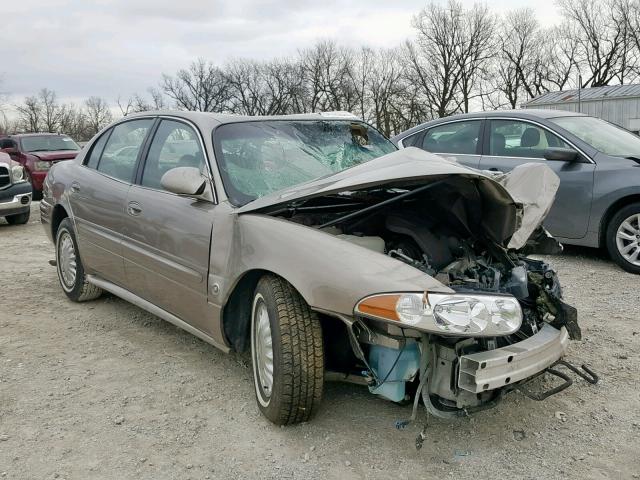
[356,294,401,321]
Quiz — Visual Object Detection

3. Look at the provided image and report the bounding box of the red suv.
[0,133,81,199]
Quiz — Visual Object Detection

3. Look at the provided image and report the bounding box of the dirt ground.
[1,203,639,480]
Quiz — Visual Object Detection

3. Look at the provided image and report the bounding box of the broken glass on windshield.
[213,120,396,205]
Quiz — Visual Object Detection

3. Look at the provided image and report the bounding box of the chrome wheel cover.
[616,213,640,266]
[252,294,274,405]
[58,231,77,291]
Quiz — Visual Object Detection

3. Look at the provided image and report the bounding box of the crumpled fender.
[228,213,454,316]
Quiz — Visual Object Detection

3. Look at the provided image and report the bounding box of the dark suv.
[0,133,81,199]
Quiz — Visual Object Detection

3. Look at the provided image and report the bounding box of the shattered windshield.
[213,120,396,206]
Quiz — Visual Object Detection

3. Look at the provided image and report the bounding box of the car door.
[479,118,596,239]
[121,118,217,335]
[409,119,484,168]
[70,118,155,285]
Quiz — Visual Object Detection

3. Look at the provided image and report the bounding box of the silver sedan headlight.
[355,292,522,337]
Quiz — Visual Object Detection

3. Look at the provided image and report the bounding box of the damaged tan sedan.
[40,111,596,426]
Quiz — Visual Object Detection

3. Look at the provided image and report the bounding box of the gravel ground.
[1,203,639,480]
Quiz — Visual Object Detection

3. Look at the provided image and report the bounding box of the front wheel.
[606,202,640,274]
[56,218,103,301]
[251,275,324,425]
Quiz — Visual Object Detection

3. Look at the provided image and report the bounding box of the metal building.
[523,84,640,134]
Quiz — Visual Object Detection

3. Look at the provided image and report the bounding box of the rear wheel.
[251,275,324,425]
[6,211,30,225]
[606,202,640,274]
[56,218,103,301]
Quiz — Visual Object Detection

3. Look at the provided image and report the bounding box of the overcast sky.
[0,0,561,111]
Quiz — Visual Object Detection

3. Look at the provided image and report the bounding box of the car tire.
[251,275,324,425]
[6,211,30,225]
[55,218,103,302]
[606,202,640,274]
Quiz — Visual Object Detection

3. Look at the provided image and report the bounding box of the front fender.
[225,213,452,317]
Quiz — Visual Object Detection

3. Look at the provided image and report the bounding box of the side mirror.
[161,167,208,198]
[543,147,579,162]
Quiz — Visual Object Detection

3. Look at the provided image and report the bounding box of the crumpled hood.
[237,147,499,212]
[31,150,78,161]
[236,147,560,250]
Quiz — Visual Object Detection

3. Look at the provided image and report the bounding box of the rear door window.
[97,119,154,182]
[421,121,482,155]
[488,120,571,158]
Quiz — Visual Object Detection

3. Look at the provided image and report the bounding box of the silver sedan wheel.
[58,231,77,291]
[252,294,274,406]
[616,213,640,266]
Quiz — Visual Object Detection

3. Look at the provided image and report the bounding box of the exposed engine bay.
[265,172,595,420]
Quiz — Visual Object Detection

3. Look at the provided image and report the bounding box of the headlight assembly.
[33,161,51,171]
[355,292,522,337]
[11,165,26,183]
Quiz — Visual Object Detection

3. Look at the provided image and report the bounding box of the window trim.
[83,128,113,168]
[483,117,594,164]
[80,116,158,185]
[412,118,486,156]
[132,115,218,204]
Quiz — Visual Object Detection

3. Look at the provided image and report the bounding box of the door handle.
[487,168,504,175]
[70,182,81,193]
[127,202,142,216]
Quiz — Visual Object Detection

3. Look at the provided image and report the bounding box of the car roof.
[124,110,364,127]
[392,109,588,140]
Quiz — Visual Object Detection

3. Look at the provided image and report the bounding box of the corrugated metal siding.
[526,84,640,105]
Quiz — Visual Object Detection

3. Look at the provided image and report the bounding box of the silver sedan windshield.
[213,120,396,206]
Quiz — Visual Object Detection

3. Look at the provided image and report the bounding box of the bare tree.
[408,1,464,118]
[298,41,358,113]
[559,0,635,86]
[16,95,43,132]
[497,9,545,106]
[366,49,405,136]
[118,88,167,116]
[457,4,496,113]
[84,96,113,137]
[544,24,580,91]
[39,88,61,132]
[162,58,230,112]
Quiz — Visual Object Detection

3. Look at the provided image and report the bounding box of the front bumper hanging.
[458,324,569,394]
